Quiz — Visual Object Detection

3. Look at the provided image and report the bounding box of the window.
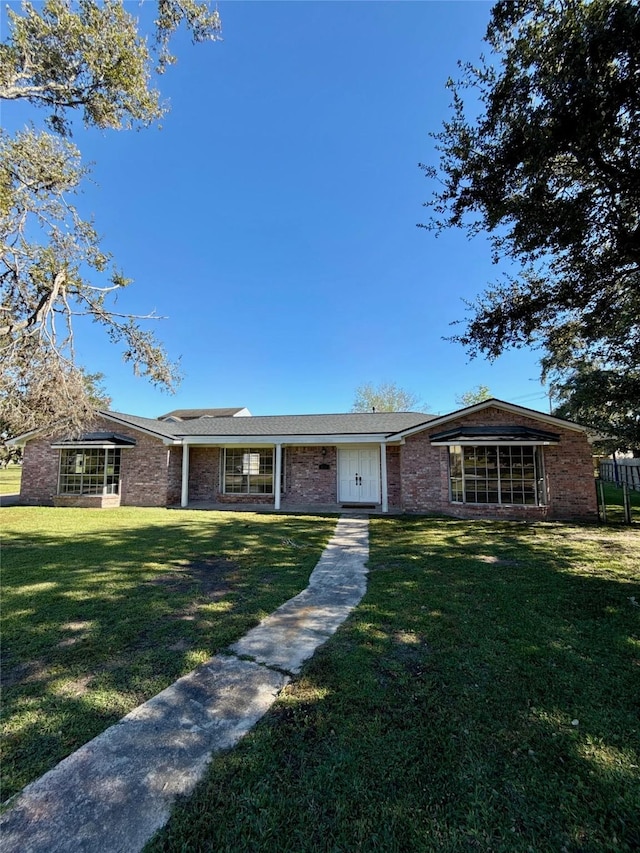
[58,448,121,495]
[449,445,544,506]
[224,448,274,494]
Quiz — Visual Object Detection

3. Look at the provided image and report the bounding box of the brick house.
[13,399,598,521]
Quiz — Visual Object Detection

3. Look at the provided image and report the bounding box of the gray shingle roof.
[100,411,180,439]
[101,410,436,440]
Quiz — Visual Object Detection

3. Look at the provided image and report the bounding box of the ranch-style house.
[14,399,597,521]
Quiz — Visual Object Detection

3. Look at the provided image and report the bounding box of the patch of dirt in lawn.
[1,658,53,689]
[147,557,239,600]
[55,675,93,697]
[474,554,522,566]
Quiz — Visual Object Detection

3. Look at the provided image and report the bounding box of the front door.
[338,448,381,503]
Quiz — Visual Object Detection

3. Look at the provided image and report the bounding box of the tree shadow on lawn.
[148,516,640,853]
[1,509,336,802]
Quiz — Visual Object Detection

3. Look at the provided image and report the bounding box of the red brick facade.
[284,447,338,504]
[20,416,174,507]
[400,407,597,521]
[18,407,597,521]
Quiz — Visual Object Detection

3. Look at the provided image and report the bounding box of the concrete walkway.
[0,515,369,853]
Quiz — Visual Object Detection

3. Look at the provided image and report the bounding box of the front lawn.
[0,465,21,495]
[600,480,640,524]
[0,506,336,803]
[148,516,640,853]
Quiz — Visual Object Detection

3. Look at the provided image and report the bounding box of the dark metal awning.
[429,425,560,445]
[51,432,137,449]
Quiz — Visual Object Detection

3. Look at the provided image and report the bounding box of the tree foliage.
[0,0,221,135]
[0,0,221,435]
[455,384,492,407]
[351,382,424,413]
[549,359,640,453]
[423,0,639,445]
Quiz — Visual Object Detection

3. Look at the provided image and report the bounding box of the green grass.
[147,516,640,853]
[0,506,337,803]
[0,465,21,495]
[599,480,640,524]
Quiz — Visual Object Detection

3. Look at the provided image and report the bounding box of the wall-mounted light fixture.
[321,447,327,457]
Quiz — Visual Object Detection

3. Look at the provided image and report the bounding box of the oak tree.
[423,0,639,446]
[0,0,221,435]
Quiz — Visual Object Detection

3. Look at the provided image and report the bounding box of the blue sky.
[3,0,552,417]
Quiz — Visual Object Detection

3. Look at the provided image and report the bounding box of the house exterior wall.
[185,445,340,506]
[19,415,172,507]
[118,430,172,506]
[398,407,597,521]
[19,436,64,505]
[167,448,183,506]
[18,407,596,521]
[386,445,402,509]
[285,446,337,504]
[188,447,220,501]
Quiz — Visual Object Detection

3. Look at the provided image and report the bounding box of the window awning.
[51,432,137,449]
[429,425,560,446]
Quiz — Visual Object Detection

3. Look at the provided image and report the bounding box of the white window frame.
[448,444,546,506]
[57,447,122,496]
[222,447,275,495]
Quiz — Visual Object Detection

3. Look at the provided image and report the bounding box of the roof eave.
[430,439,559,447]
[391,398,588,440]
[181,432,397,445]
[99,411,180,444]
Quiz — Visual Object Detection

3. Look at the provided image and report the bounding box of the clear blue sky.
[3,0,552,417]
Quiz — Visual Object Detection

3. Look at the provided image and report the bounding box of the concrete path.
[0,493,21,507]
[0,515,369,853]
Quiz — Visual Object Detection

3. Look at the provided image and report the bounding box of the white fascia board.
[9,413,181,446]
[431,440,559,447]
[50,443,137,450]
[6,430,41,446]
[391,399,587,440]
[182,433,392,446]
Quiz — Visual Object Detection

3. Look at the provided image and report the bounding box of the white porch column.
[181,443,190,508]
[274,443,282,510]
[380,442,388,513]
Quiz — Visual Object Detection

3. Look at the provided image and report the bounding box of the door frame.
[337,445,381,504]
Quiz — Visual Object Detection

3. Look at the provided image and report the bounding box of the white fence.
[599,459,640,492]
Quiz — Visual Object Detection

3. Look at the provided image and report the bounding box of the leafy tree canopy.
[455,384,492,407]
[549,359,640,453]
[423,0,639,446]
[0,0,221,436]
[351,382,425,413]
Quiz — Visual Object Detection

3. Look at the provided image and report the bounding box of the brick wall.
[285,446,337,504]
[20,409,596,520]
[53,494,121,508]
[399,407,597,521]
[386,445,402,509]
[188,447,220,501]
[20,415,172,507]
[20,436,63,505]
[186,445,339,506]
[167,448,183,506]
[119,429,172,506]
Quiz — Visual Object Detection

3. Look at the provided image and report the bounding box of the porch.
[171,500,401,516]
[179,442,397,513]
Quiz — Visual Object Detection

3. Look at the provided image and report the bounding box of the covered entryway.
[338,447,381,504]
